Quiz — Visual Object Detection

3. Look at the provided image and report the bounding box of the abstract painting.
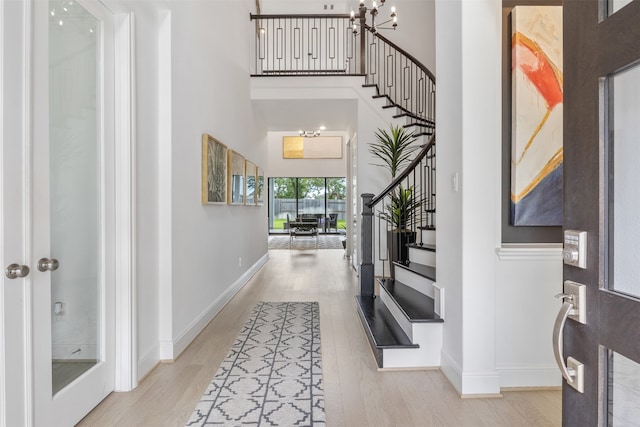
[202,134,227,205]
[511,6,563,226]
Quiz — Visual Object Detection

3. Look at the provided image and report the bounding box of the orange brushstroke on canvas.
[511,31,564,202]
[512,32,563,109]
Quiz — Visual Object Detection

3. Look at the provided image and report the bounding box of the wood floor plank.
[77,249,561,426]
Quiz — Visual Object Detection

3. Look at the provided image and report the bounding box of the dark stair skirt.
[355,295,418,368]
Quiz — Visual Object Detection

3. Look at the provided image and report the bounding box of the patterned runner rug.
[268,235,343,250]
[186,302,325,426]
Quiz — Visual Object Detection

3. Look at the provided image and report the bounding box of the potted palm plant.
[369,125,420,268]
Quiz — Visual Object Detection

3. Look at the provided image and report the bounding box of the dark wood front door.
[563,0,640,425]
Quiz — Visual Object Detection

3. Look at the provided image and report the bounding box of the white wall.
[435,0,465,393]
[167,0,268,360]
[495,246,562,388]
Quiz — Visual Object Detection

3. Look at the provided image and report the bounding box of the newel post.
[360,193,375,296]
[359,9,366,75]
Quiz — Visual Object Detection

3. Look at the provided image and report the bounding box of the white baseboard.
[137,345,160,382]
[460,370,501,396]
[497,364,562,388]
[169,253,269,360]
[441,349,502,396]
[440,349,463,394]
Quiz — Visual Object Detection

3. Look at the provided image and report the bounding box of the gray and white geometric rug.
[186,302,325,426]
[268,235,344,250]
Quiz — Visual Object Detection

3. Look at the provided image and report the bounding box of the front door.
[562,0,640,425]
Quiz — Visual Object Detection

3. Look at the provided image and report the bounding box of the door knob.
[5,263,30,279]
[37,258,59,272]
[552,299,585,393]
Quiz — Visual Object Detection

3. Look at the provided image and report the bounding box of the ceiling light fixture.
[299,130,321,138]
[350,0,397,35]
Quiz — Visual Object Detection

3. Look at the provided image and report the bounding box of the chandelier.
[350,0,397,35]
[299,130,321,138]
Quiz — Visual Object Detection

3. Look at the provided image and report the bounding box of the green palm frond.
[369,125,419,178]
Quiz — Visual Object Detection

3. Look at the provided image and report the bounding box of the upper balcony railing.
[250,14,436,126]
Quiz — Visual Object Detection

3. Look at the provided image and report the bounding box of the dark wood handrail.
[363,24,436,84]
[368,133,436,208]
[251,13,351,19]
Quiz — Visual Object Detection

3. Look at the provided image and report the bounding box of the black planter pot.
[387,229,415,277]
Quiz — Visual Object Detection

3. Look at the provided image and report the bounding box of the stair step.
[355,295,418,358]
[394,261,436,281]
[418,225,436,231]
[407,243,435,252]
[379,279,443,323]
[382,104,396,109]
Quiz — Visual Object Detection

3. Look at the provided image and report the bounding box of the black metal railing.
[360,134,436,296]
[250,14,363,76]
[362,26,436,127]
[249,14,436,129]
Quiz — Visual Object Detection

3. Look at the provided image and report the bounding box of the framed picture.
[256,167,264,205]
[228,150,245,205]
[511,6,563,225]
[245,160,257,205]
[201,134,227,205]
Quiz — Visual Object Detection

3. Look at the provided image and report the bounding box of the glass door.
[560,0,640,425]
[32,0,115,424]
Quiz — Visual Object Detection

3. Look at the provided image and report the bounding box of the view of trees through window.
[269,177,347,232]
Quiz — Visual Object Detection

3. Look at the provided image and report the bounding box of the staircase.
[249,13,439,370]
[358,136,439,369]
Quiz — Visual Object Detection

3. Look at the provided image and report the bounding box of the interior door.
[561,0,640,425]
[31,0,115,425]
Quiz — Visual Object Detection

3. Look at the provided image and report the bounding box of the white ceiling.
[252,99,358,132]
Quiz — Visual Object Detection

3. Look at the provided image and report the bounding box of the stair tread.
[355,296,419,349]
[418,225,436,230]
[393,261,436,281]
[378,279,443,323]
[407,243,435,252]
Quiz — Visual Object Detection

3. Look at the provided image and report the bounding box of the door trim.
[0,1,6,425]
[113,11,137,392]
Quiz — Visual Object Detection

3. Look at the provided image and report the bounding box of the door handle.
[552,300,585,393]
[37,258,59,272]
[5,263,30,279]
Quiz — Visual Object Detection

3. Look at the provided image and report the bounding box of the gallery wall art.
[229,150,246,205]
[511,6,563,226]
[282,136,343,159]
[202,134,228,205]
[245,160,257,205]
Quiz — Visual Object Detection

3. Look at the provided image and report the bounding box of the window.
[268,177,346,233]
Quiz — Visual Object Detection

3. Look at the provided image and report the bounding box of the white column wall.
[436,0,502,395]
[435,0,465,393]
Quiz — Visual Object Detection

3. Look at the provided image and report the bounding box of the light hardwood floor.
[78,249,561,426]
